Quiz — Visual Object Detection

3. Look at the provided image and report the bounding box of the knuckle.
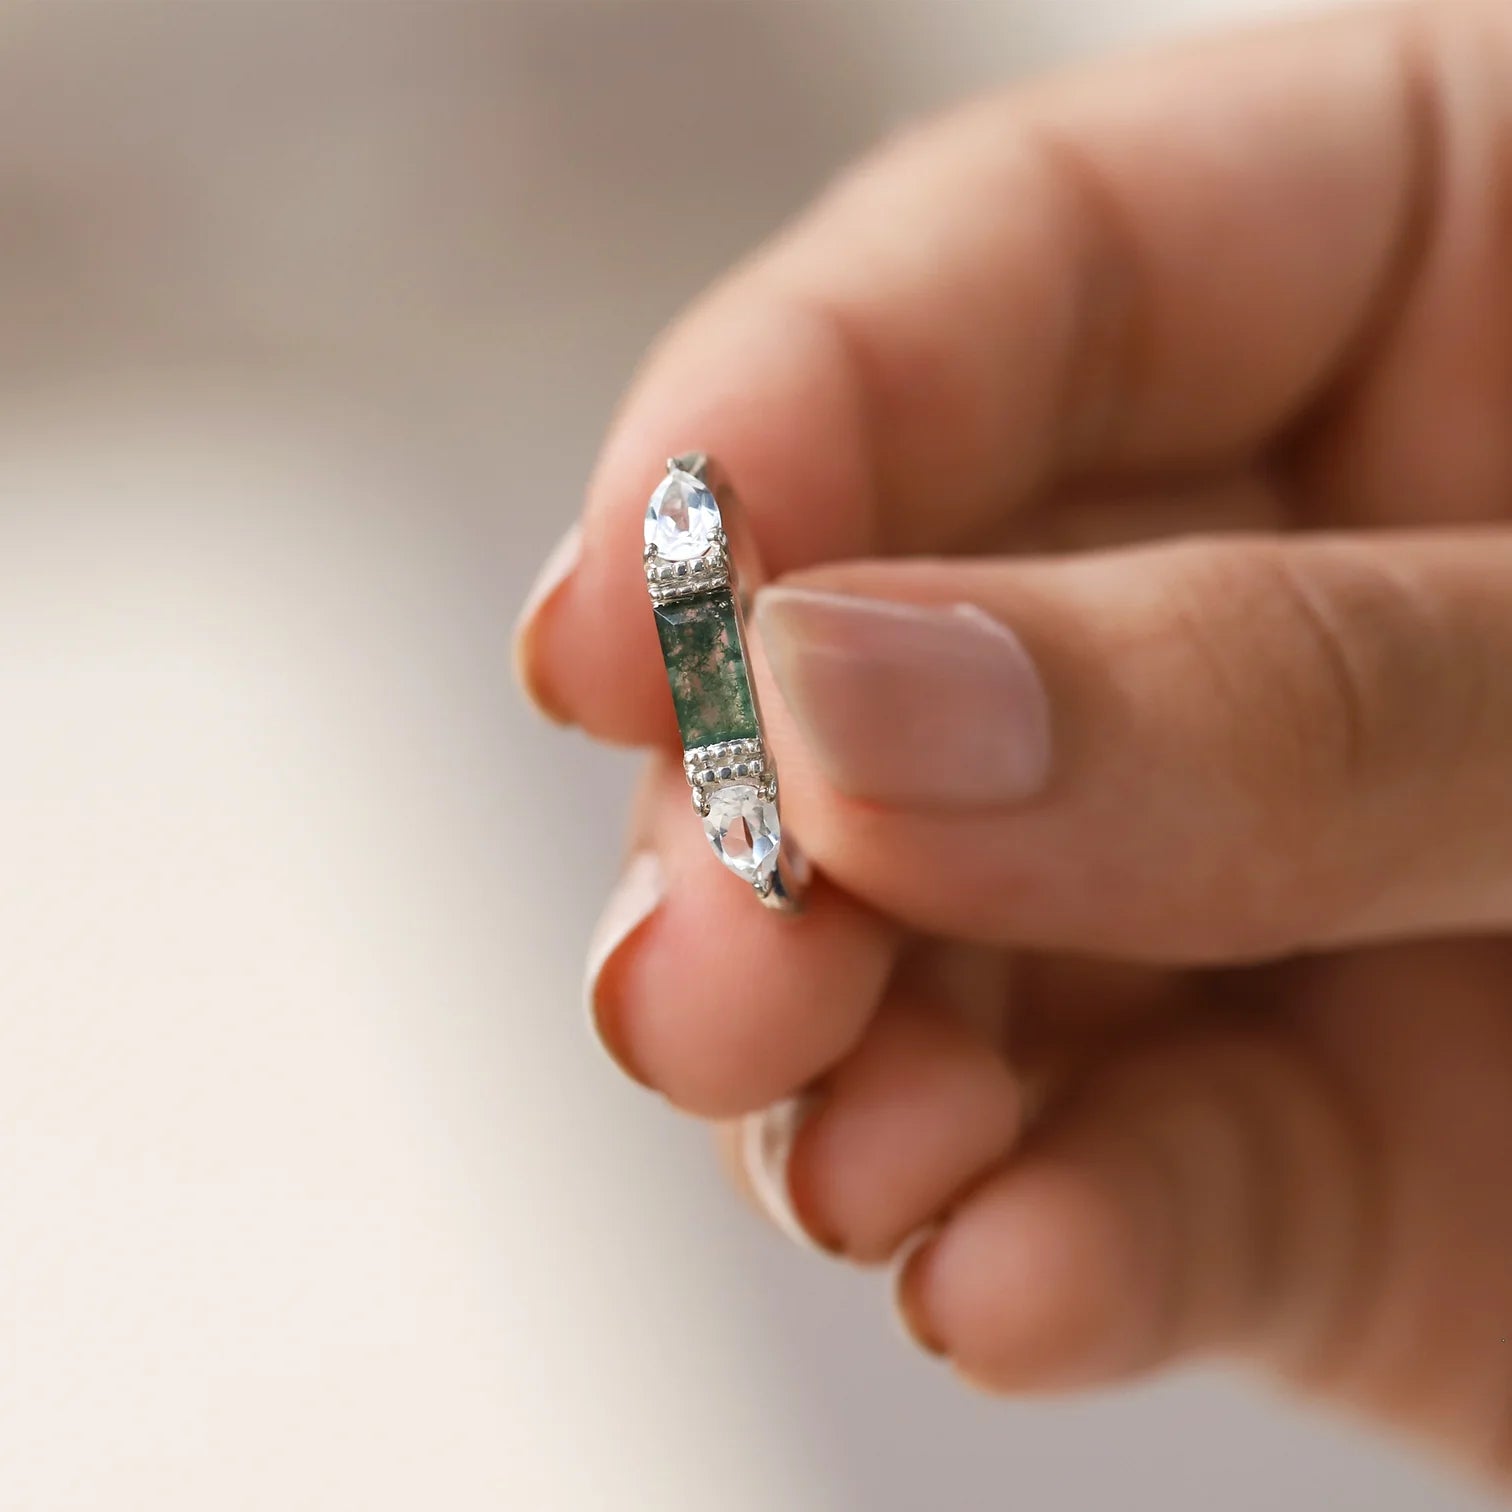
[1255,543,1471,797]
[1087,1044,1281,1354]
[1175,542,1453,782]
[1152,539,1470,951]
[1244,545,1393,793]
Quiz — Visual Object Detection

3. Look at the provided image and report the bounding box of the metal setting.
[683,737,766,796]
[646,452,807,911]
[644,535,730,602]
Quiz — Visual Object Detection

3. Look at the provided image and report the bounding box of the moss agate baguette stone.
[652,590,760,749]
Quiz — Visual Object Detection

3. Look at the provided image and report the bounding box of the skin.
[517,1,1512,1485]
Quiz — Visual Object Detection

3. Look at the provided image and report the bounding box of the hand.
[516,0,1512,1482]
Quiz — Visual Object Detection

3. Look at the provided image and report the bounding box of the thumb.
[754,531,1512,960]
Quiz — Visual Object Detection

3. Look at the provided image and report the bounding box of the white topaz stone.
[702,783,780,887]
[645,469,720,561]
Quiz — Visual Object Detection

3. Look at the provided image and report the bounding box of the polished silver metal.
[647,452,807,912]
[644,532,729,602]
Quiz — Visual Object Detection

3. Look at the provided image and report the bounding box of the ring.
[644,452,808,911]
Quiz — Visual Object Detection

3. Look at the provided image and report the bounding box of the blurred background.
[0,2,1499,1509]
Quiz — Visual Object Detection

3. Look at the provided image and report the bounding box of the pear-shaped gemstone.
[702,783,780,887]
[645,468,720,561]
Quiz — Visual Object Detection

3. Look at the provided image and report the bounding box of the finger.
[755,529,1512,959]
[1009,953,1200,1052]
[518,3,1448,734]
[739,972,1024,1264]
[987,469,1287,557]
[894,1022,1370,1396]
[727,946,1206,1263]
[584,756,900,1117]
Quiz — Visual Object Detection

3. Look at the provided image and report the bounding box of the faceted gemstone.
[644,468,720,561]
[703,783,780,886]
[653,591,759,748]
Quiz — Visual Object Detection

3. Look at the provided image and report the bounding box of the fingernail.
[513,523,582,723]
[756,587,1052,809]
[739,1093,829,1253]
[583,851,663,1086]
[890,1225,947,1357]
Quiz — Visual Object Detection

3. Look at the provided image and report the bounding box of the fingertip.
[585,755,900,1120]
[529,539,673,745]
[900,1164,1157,1393]
[741,1093,841,1255]
[783,997,1027,1265]
[893,1227,948,1358]
[523,282,878,742]
[583,850,665,1088]
[754,584,1054,810]
[619,871,895,1118]
[514,522,584,726]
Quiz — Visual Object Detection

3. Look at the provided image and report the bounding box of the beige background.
[0,3,1498,1509]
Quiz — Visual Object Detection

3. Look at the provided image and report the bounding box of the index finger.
[518,3,1436,739]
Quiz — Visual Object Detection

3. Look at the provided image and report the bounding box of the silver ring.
[644,452,808,912]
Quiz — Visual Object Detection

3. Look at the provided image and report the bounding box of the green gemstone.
[654,591,759,749]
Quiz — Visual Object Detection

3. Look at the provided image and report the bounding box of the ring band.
[644,452,807,911]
